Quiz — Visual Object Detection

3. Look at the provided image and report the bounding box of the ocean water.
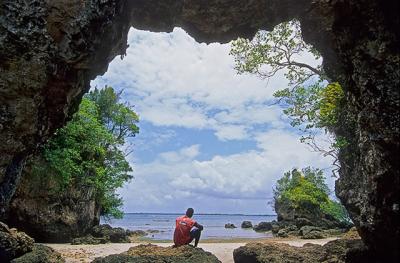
[103,213,277,240]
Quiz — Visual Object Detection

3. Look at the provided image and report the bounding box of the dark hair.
[186,208,194,217]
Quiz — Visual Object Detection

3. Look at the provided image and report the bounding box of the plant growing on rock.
[230,20,346,174]
[273,167,350,224]
[35,86,139,219]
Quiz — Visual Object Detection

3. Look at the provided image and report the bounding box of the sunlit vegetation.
[34,86,139,218]
[274,167,350,224]
[230,20,346,173]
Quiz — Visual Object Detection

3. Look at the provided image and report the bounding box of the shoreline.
[47,237,339,263]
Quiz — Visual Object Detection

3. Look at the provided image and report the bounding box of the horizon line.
[122,212,277,216]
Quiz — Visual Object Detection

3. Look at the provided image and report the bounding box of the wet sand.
[47,237,338,263]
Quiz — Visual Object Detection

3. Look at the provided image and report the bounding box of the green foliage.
[274,167,350,224]
[231,21,347,171]
[40,86,139,218]
[321,200,351,223]
[230,20,324,87]
[86,86,139,143]
[273,82,344,131]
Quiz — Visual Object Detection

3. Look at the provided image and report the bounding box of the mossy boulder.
[233,239,373,263]
[0,222,34,262]
[11,244,64,263]
[92,244,221,263]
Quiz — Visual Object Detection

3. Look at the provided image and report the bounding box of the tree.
[274,167,350,224]
[230,20,346,174]
[38,86,139,218]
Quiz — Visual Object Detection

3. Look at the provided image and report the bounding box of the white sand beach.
[47,237,338,263]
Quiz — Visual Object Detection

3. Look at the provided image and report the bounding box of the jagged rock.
[342,227,361,240]
[92,244,221,263]
[92,224,130,243]
[271,222,280,234]
[276,229,289,238]
[323,228,346,237]
[10,244,64,263]
[300,226,326,239]
[71,234,108,245]
[253,222,273,232]
[295,217,313,228]
[0,222,34,262]
[128,230,148,237]
[224,223,236,229]
[275,198,344,229]
[233,239,374,263]
[71,224,134,244]
[241,221,252,228]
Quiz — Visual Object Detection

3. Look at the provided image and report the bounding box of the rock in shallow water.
[253,222,273,232]
[241,221,253,228]
[92,244,221,263]
[225,223,236,229]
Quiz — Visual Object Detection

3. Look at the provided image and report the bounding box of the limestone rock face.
[7,159,101,242]
[274,198,347,229]
[0,0,399,260]
[92,244,221,263]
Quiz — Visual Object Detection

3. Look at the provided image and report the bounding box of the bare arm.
[194,222,203,231]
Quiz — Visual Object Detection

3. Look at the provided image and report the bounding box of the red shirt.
[173,215,196,246]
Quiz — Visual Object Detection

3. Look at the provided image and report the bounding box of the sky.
[91,27,335,215]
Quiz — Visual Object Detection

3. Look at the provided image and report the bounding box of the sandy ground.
[47,237,338,263]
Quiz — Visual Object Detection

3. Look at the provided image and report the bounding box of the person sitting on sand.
[173,208,204,247]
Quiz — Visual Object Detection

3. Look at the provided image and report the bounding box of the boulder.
[0,222,34,262]
[71,234,108,245]
[92,244,221,263]
[276,229,288,238]
[11,244,65,263]
[300,226,326,239]
[233,239,373,263]
[271,223,280,234]
[241,221,253,228]
[71,224,133,244]
[128,230,147,237]
[92,224,130,243]
[342,227,361,240]
[253,222,272,232]
[224,223,236,229]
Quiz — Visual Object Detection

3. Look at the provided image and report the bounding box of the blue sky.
[91,27,334,215]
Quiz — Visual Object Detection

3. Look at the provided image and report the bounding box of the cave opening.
[87,25,339,240]
[0,0,398,261]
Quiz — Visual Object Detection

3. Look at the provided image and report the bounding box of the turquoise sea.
[103,213,277,240]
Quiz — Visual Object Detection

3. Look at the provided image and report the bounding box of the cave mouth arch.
[0,0,398,260]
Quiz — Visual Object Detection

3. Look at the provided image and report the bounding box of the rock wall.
[7,158,101,242]
[0,0,399,260]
